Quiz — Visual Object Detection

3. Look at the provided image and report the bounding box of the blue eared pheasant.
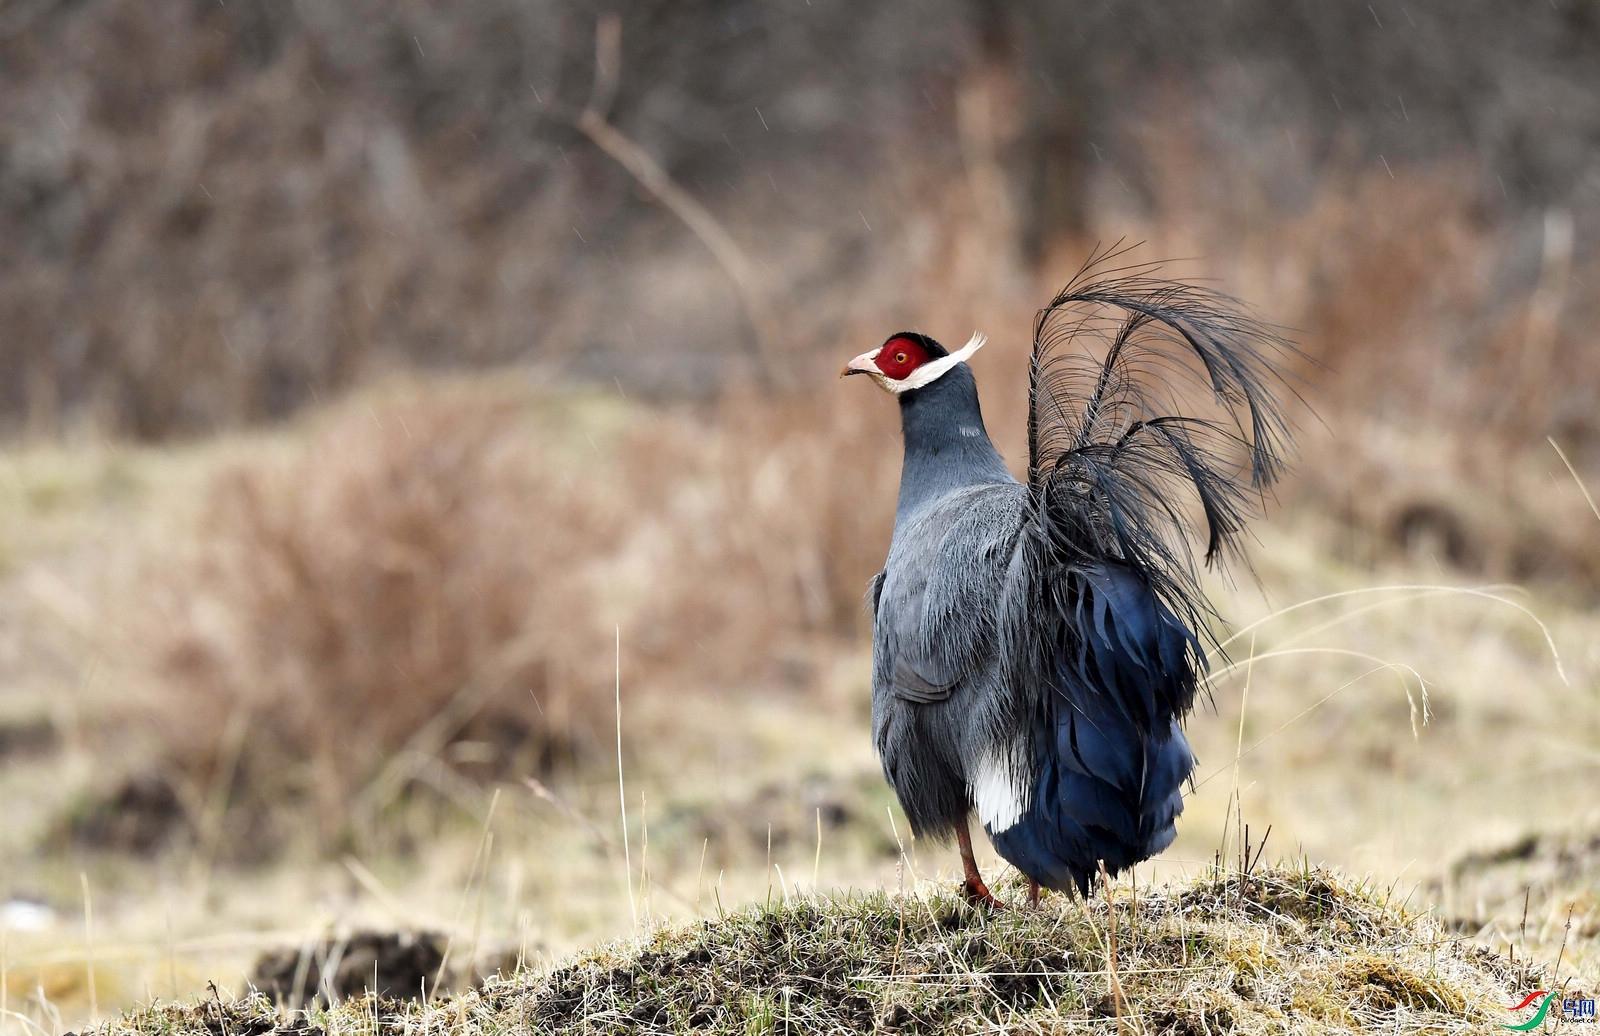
[842,255,1295,906]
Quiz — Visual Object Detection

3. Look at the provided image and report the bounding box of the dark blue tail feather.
[992,561,1200,894]
[993,710,1194,894]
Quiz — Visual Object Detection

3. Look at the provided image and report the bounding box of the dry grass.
[140,382,624,852]
[94,865,1532,1035]
[99,377,902,855]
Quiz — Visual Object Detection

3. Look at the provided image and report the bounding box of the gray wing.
[867,569,951,702]
[875,486,1026,704]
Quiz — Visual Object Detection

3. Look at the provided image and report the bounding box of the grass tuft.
[97,865,1525,1035]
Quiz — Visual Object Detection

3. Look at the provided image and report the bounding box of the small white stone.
[1,899,57,932]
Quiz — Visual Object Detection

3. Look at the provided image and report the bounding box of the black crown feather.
[884,331,948,358]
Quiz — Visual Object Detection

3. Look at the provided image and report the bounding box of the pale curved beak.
[840,350,879,378]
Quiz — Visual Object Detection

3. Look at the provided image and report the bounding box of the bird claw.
[962,877,1006,911]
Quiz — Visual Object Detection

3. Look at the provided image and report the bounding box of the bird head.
[840,331,987,394]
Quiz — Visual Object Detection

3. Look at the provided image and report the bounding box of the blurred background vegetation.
[1,0,1598,1027]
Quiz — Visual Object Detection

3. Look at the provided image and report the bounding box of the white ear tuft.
[954,331,987,360]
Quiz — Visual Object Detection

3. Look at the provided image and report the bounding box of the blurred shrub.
[136,381,900,852]
[614,395,901,674]
[145,384,619,847]
[1226,167,1600,594]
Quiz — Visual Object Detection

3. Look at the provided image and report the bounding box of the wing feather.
[876,487,1026,706]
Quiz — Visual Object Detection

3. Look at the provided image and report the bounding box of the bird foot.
[1027,881,1042,909]
[962,877,1006,911]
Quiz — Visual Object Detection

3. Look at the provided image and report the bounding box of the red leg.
[1027,880,1041,908]
[956,821,1005,910]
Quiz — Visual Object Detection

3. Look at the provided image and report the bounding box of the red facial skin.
[874,336,932,380]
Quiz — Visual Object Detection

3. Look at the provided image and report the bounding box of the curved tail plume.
[1025,244,1302,653]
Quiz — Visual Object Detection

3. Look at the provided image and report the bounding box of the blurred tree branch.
[551,14,788,391]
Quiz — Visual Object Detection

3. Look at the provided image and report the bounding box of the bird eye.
[894,351,908,364]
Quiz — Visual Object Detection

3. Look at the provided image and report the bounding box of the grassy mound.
[100,866,1534,1035]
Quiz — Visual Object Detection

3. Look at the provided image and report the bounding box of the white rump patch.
[881,332,987,394]
[970,742,1030,833]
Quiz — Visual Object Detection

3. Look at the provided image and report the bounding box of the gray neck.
[894,363,1015,521]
